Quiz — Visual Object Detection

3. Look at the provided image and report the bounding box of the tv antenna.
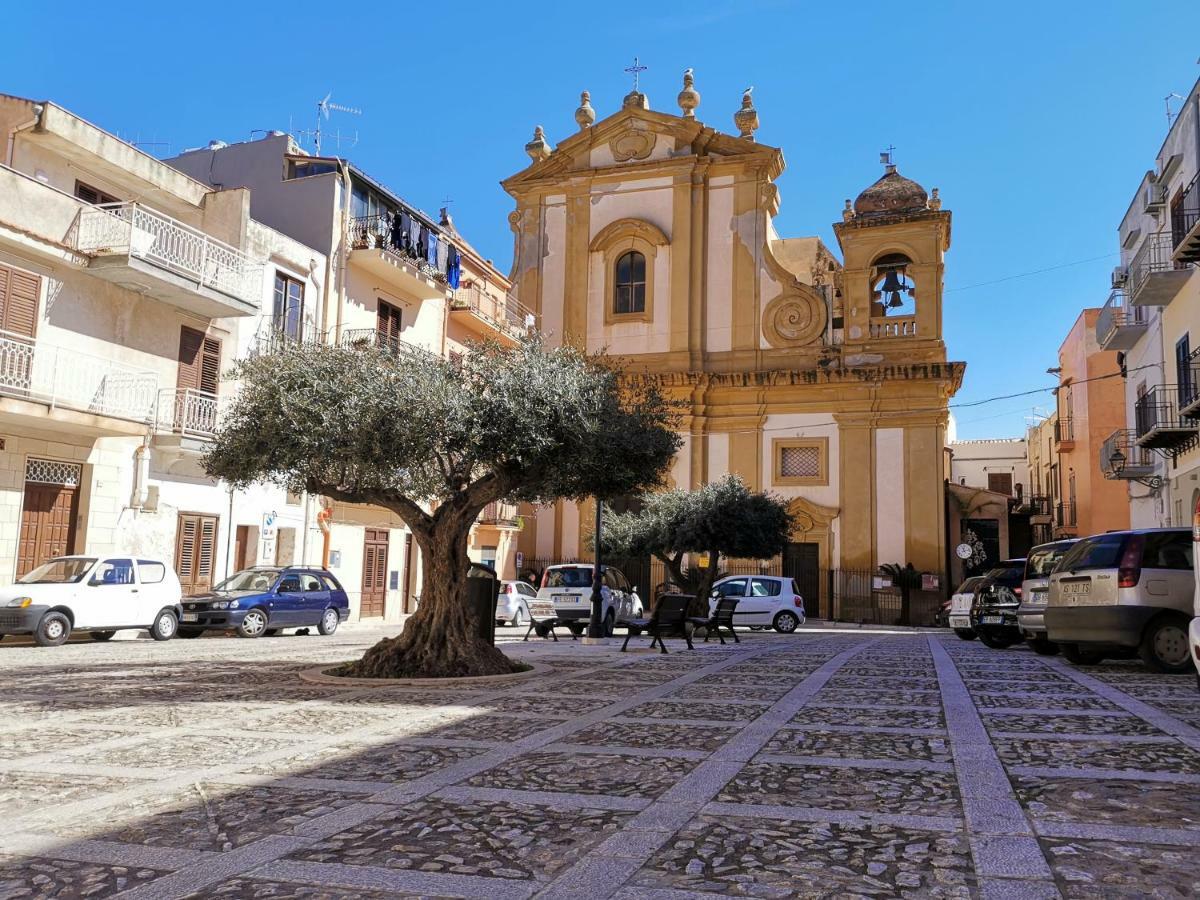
[313,92,362,155]
[1165,92,1184,127]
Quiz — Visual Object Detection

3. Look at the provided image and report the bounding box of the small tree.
[206,338,679,678]
[879,562,922,627]
[601,475,794,615]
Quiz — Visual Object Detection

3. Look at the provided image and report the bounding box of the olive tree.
[601,475,794,615]
[206,338,679,678]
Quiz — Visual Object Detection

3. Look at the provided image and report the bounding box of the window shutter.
[176,515,197,583]
[175,513,217,594]
[196,517,216,592]
[75,184,100,205]
[177,327,221,396]
[0,262,40,337]
[199,337,221,395]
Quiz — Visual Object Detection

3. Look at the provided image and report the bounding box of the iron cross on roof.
[624,57,648,92]
[880,145,896,167]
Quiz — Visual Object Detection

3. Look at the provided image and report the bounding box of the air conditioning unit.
[1142,183,1167,213]
[1111,267,1128,289]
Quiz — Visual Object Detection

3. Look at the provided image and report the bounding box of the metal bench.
[689,596,740,644]
[522,599,578,642]
[621,594,694,654]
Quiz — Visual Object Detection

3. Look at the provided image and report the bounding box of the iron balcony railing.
[339,328,441,362]
[1100,428,1156,479]
[350,214,448,283]
[1128,231,1181,303]
[1023,494,1052,517]
[1134,384,1199,449]
[250,327,328,357]
[155,388,228,440]
[0,328,157,423]
[479,501,519,526]
[1095,288,1147,348]
[450,283,537,336]
[1055,501,1077,529]
[74,202,263,305]
[1054,417,1075,444]
[1172,172,1200,260]
[1181,349,1200,419]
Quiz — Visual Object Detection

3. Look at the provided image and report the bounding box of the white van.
[532,564,643,636]
[0,556,183,646]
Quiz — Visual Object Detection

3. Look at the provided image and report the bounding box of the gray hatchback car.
[1044,528,1194,673]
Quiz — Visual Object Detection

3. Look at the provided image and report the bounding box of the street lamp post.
[586,498,605,639]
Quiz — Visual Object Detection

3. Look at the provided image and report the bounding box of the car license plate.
[181,613,198,622]
[981,616,1003,625]
[530,601,556,617]
[552,594,577,603]
[949,615,969,627]
[1061,582,1091,595]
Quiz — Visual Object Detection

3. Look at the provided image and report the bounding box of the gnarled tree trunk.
[341,502,520,679]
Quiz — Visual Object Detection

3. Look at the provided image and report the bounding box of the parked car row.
[950,526,1199,681]
[0,556,349,647]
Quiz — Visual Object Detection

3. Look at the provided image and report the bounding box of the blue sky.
[3,1,1197,440]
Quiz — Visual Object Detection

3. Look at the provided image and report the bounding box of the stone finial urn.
[575,91,596,130]
[734,88,759,140]
[677,69,700,118]
[525,125,553,162]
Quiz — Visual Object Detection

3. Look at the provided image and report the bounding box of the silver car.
[1016,539,1079,655]
[495,580,536,628]
[1045,528,1195,673]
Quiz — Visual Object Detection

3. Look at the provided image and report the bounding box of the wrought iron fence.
[0,328,157,422]
[1128,231,1179,302]
[1096,288,1145,345]
[451,283,537,335]
[75,203,262,304]
[155,388,226,439]
[1171,172,1200,254]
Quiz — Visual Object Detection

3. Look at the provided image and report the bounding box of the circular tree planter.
[299,659,545,688]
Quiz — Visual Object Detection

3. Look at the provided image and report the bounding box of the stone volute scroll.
[762,284,827,348]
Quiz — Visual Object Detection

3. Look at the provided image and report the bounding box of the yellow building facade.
[503,79,964,599]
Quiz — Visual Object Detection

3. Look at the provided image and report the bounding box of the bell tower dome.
[833,159,951,362]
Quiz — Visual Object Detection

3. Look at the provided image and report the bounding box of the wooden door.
[360,528,389,618]
[376,301,402,350]
[16,482,78,578]
[175,513,218,595]
[782,542,821,616]
[233,524,251,571]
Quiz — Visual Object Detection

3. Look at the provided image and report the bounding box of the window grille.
[25,459,82,486]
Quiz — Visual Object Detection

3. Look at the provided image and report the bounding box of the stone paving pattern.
[0,625,1196,897]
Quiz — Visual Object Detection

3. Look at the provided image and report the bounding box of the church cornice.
[618,361,966,392]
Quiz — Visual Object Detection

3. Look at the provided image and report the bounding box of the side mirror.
[631,586,639,594]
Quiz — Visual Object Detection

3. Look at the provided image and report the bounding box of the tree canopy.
[601,475,794,611]
[206,336,680,677]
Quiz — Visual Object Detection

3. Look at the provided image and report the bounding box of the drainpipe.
[225,483,236,578]
[5,103,43,167]
[317,504,333,569]
[334,159,351,344]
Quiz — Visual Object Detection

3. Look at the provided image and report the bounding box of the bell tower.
[833,157,951,363]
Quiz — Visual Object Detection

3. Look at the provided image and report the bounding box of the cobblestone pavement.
[0,625,1198,898]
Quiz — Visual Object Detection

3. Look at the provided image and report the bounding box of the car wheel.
[603,610,615,637]
[1138,617,1193,674]
[977,631,1016,650]
[1027,637,1059,656]
[773,611,800,634]
[35,611,71,647]
[953,629,977,641]
[150,609,178,641]
[318,608,340,636]
[178,628,205,639]
[89,630,116,642]
[511,609,524,628]
[1061,644,1105,666]
[238,608,269,638]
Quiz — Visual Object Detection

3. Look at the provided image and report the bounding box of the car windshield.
[544,568,593,589]
[984,566,1024,587]
[955,577,981,594]
[1056,534,1126,573]
[214,569,281,592]
[17,558,97,584]
[1026,545,1070,578]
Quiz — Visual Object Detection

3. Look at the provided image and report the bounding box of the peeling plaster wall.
[540,197,566,345]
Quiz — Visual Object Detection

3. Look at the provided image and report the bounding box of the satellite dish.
[955,543,973,560]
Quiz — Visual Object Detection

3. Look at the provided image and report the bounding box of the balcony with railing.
[1100,428,1158,480]
[153,388,230,446]
[1134,384,1199,452]
[1172,172,1200,263]
[0,328,157,432]
[1180,350,1200,420]
[74,203,264,318]
[1096,288,1148,350]
[1054,501,1077,531]
[1054,416,1075,450]
[349,214,450,299]
[450,283,536,344]
[1127,230,1192,306]
[868,316,918,339]
[1026,495,1053,524]
[478,502,520,528]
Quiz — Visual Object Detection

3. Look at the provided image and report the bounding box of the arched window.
[614,250,646,315]
[870,252,915,317]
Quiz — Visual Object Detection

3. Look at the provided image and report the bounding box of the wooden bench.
[689,596,740,644]
[522,599,578,642]
[621,594,694,654]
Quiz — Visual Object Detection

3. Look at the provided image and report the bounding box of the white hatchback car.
[496,580,537,627]
[533,564,643,636]
[0,556,183,646]
[709,575,806,633]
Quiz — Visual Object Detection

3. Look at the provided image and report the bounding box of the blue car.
[179,566,349,639]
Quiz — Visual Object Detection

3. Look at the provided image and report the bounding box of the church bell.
[880,267,908,308]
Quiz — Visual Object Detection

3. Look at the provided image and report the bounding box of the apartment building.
[1026,412,1058,546]
[0,95,324,588]
[170,135,531,619]
[1099,75,1200,528]
[949,438,1029,496]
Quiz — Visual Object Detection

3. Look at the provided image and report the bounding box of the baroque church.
[503,73,964,608]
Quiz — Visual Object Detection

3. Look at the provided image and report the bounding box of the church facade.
[502,76,964,600]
